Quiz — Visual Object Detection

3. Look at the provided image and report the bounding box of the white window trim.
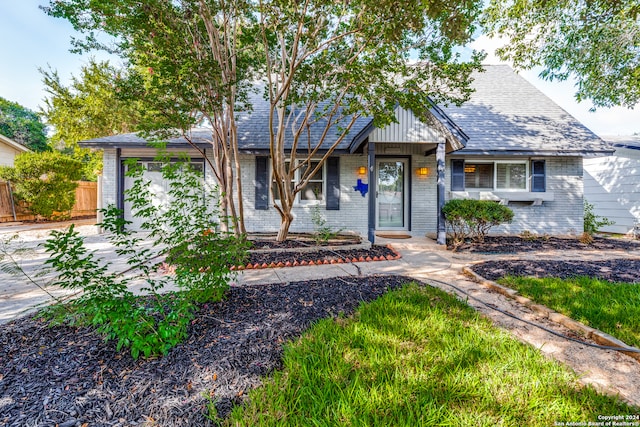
[462,160,530,192]
[494,160,529,192]
[271,159,326,205]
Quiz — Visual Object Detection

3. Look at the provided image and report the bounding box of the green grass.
[498,275,640,348]
[226,283,635,426]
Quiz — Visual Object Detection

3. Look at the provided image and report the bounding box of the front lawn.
[498,276,640,348]
[227,283,635,426]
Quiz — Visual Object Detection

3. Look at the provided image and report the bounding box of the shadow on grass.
[227,283,636,427]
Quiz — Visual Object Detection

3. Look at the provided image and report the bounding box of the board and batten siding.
[101,149,118,210]
[584,147,640,234]
[368,107,444,144]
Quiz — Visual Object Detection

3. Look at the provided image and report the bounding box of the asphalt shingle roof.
[443,65,612,156]
[80,65,612,156]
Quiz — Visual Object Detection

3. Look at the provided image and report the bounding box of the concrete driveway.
[0,219,140,323]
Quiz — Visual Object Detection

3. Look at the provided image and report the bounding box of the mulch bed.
[451,235,640,253]
[0,275,412,427]
[471,259,640,284]
[243,245,397,268]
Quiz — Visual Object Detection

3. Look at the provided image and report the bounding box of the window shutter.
[255,156,269,210]
[531,160,546,192]
[326,157,340,210]
[451,159,465,191]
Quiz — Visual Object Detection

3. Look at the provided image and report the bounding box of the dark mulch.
[0,275,411,427]
[246,245,396,266]
[451,235,640,253]
[471,259,640,284]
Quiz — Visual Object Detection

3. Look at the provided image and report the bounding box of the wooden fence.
[0,181,97,223]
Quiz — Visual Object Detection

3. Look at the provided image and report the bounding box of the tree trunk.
[276,211,293,241]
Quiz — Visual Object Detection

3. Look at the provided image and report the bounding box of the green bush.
[42,155,248,359]
[443,199,514,248]
[584,200,614,235]
[0,151,82,219]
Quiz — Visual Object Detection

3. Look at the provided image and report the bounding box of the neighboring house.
[584,136,640,235]
[0,134,29,167]
[80,65,612,243]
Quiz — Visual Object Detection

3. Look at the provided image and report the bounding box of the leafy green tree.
[259,0,484,240]
[40,59,145,181]
[482,0,640,108]
[44,0,484,241]
[43,0,260,235]
[40,59,143,148]
[0,97,48,151]
[0,151,83,219]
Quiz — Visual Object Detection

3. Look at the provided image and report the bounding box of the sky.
[1,1,638,137]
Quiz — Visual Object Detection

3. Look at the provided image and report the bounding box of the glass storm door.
[376,159,408,230]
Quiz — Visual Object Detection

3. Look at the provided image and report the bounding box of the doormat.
[376,233,412,239]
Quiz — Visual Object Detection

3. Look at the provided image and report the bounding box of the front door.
[376,159,408,230]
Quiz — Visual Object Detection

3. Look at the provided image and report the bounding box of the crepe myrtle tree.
[258,0,485,240]
[482,0,640,108]
[43,0,260,235]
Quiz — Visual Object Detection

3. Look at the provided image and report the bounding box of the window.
[272,160,324,203]
[300,161,324,201]
[255,156,340,211]
[496,162,527,190]
[451,160,544,192]
[464,163,494,189]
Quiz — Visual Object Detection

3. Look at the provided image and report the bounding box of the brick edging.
[231,244,401,271]
[462,266,640,363]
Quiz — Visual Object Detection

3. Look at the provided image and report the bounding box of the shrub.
[310,204,342,245]
[0,151,83,219]
[584,200,614,235]
[41,155,248,358]
[443,199,514,248]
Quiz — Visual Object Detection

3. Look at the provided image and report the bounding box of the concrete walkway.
[234,235,452,286]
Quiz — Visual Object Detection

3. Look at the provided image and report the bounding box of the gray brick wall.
[100,148,584,237]
[410,153,437,234]
[445,156,584,235]
[101,149,118,209]
[241,154,369,236]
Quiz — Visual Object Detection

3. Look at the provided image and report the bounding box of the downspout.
[367,140,376,244]
[436,142,446,245]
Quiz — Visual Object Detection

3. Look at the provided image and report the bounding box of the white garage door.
[123,160,204,230]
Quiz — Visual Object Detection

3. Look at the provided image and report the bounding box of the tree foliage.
[0,151,83,219]
[483,0,640,108]
[44,0,484,241]
[0,97,48,152]
[259,0,484,240]
[40,59,145,180]
[40,59,143,148]
[43,0,260,235]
